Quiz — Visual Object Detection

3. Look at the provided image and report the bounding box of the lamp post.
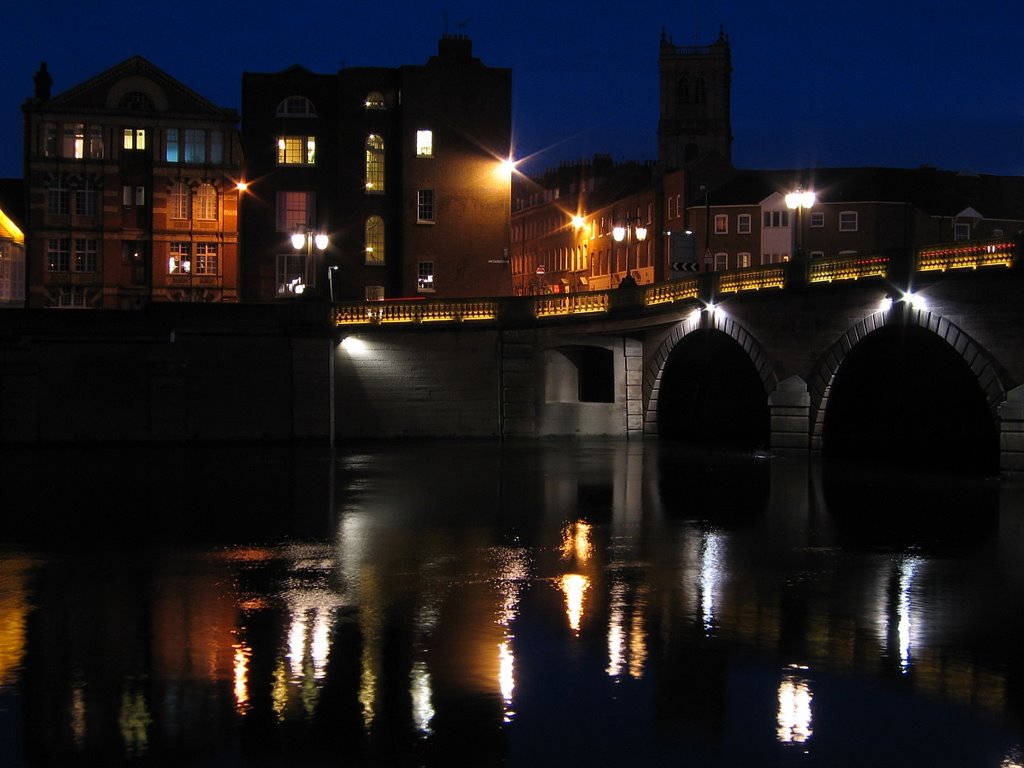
[784,189,815,260]
[290,229,329,295]
[612,217,648,284]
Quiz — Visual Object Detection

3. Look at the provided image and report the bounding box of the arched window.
[677,77,689,104]
[275,96,316,117]
[365,135,385,192]
[194,183,217,221]
[170,182,190,220]
[365,91,386,110]
[365,216,385,264]
[119,91,154,110]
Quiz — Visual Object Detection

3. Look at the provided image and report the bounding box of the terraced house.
[21,57,244,308]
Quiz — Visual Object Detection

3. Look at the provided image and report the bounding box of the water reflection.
[0,441,1022,767]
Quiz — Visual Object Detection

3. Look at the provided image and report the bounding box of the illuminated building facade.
[21,58,244,308]
[685,167,1024,271]
[240,34,512,302]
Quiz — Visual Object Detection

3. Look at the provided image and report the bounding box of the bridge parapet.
[331,238,1019,329]
[917,238,1017,272]
[807,254,890,283]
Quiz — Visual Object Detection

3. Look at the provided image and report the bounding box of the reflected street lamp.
[785,189,815,260]
[291,229,329,294]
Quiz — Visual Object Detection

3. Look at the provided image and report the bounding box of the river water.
[1,440,1023,767]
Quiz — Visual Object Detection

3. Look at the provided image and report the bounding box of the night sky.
[2,0,1021,179]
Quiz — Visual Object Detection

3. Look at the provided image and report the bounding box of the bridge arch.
[809,307,1007,469]
[643,310,779,441]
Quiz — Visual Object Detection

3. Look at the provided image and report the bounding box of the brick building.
[240,34,512,302]
[686,167,1024,271]
[21,58,244,308]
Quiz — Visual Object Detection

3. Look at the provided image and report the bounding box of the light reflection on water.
[0,440,1023,767]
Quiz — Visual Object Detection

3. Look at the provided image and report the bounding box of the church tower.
[657,26,733,170]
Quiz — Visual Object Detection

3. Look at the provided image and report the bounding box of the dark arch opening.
[657,329,769,449]
[822,324,998,474]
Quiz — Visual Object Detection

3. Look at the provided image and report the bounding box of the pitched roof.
[36,55,235,117]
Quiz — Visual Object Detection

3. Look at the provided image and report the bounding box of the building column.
[768,375,810,453]
[998,385,1024,474]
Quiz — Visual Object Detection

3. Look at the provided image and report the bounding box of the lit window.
[838,211,858,232]
[170,182,190,220]
[416,130,433,157]
[365,91,385,110]
[714,214,728,235]
[194,184,217,221]
[417,261,434,292]
[169,243,191,274]
[123,128,146,151]
[417,189,434,223]
[365,216,385,263]
[275,96,316,117]
[166,128,179,162]
[184,129,206,163]
[366,135,385,191]
[63,123,85,159]
[195,243,218,275]
[277,136,315,165]
[738,252,751,267]
[276,253,307,296]
[737,214,751,234]
[276,191,313,231]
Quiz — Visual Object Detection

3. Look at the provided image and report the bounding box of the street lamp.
[785,189,815,260]
[612,217,648,284]
[291,229,329,294]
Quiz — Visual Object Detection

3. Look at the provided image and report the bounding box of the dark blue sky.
[2,0,1021,179]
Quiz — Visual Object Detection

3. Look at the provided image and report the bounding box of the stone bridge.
[332,238,1024,474]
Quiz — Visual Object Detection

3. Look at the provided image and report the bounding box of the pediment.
[44,55,229,115]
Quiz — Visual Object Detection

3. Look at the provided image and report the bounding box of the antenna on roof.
[458,18,471,34]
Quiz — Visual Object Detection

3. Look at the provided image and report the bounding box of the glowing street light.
[612,217,648,284]
[785,189,815,260]
[291,229,329,294]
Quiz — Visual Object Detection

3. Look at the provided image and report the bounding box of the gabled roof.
[702,166,1024,220]
[36,55,234,117]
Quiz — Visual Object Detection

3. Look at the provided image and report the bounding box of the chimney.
[34,62,52,101]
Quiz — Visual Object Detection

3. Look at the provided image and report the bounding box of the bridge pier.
[768,375,811,454]
[999,385,1024,474]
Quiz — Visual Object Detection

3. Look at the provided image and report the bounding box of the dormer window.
[275,96,316,117]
